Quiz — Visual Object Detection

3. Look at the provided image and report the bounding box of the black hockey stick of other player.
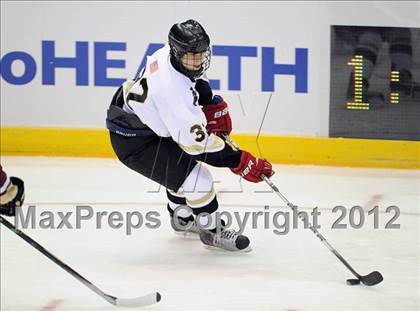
[0,216,161,307]
[223,134,383,286]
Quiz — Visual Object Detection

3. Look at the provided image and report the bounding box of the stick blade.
[360,271,383,286]
[114,292,161,307]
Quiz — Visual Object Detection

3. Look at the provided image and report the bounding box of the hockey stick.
[223,134,383,286]
[0,215,161,307]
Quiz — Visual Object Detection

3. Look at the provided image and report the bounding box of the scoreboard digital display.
[329,26,420,141]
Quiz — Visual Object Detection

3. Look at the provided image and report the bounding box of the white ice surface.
[1,156,419,311]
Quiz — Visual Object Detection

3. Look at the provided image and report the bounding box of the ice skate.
[168,205,200,237]
[199,227,251,252]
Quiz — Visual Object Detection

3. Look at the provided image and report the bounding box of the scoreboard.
[329,26,420,141]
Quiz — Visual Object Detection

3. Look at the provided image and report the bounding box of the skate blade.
[173,230,200,239]
[203,244,253,253]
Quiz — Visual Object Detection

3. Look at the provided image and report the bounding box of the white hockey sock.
[180,163,219,230]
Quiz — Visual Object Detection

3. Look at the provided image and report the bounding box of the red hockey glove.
[202,95,232,136]
[230,151,273,183]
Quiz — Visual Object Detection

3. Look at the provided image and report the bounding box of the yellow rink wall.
[1,127,419,169]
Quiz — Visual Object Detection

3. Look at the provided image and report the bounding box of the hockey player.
[0,165,25,216]
[107,19,273,252]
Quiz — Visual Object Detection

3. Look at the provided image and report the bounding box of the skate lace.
[221,229,237,241]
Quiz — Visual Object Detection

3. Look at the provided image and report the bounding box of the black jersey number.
[190,124,206,142]
[127,77,148,104]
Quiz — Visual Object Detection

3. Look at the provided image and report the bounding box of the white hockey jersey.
[120,45,225,155]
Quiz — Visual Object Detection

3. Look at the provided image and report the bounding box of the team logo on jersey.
[190,87,198,106]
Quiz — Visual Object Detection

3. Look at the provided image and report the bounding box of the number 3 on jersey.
[190,124,206,142]
[127,76,148,104]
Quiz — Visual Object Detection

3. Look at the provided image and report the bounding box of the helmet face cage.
[179,47,211,78]
[168,20,211,79]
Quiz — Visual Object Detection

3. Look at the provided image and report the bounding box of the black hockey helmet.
[168,19,211,79]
